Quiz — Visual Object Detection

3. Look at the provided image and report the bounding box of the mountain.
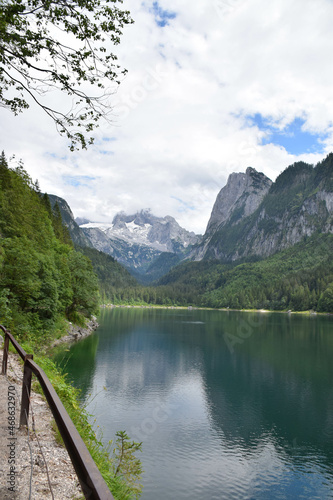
[206,167,273,235]
[48,194,140,293]
[80,209,200,282]
[193,155,333,262]
[158,154,333,312]
[193,167,272,260]
[48,194,93,249]
[75,216,91,226]
[43,152,333,312]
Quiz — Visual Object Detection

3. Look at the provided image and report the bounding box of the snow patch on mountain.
[80,223,113,232]
[80,210,200,254]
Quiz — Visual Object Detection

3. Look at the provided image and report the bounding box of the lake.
[53,307,333,499]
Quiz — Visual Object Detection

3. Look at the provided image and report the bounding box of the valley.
[52,153,333,313]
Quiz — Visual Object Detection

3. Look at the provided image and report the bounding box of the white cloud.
[2,0,333,233]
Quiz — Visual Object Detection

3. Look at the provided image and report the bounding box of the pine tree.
[42,193,53,218]
[0,150,11,189]
[51,202,73,246]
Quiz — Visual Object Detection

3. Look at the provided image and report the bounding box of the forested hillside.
[0,152,99,338]
[158,233,333,312]
[78,246,139,299]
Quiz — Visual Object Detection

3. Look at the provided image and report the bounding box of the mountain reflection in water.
[53,308,333,500]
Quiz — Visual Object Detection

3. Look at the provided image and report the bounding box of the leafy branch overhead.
[0,0,133,149]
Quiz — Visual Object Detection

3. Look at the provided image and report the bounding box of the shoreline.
[100,303,332,316]
[51,315,99,348]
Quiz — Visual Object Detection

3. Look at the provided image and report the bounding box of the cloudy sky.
[2,0,333,234]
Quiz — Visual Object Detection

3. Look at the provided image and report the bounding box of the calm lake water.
[53,308,333,499]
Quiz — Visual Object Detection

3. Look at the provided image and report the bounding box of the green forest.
[157,233,333,312]
[0,152,100,337]
[0,152,145,498]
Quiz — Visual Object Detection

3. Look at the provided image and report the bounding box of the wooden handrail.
[0,325,114,500]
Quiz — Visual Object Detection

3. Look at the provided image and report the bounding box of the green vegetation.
[80,234,333,314]
[43,152,332,313]
[0,152,99,334]
[79,246,139,300]
[77,247,195,306]
[1,146,332,497]
[202,154,333,262]
[114,431,143,497]
[130,252,181,285]
[263,160,327,219]
[148,154,333,312]
[157,233,333,312]
[0,151,142,498]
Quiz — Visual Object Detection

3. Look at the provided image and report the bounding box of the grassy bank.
[101,302,333,316]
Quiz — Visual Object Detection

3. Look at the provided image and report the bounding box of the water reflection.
[53,308,333,499]
[53,332,99,401]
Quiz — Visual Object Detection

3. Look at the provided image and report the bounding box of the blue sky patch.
[247,114,328,155]
[102,137,117,142]
[151,1,176,27]
[63,175,96,188]
[171,196,195,212]
[45,152,68,161]
[98,150,114,156]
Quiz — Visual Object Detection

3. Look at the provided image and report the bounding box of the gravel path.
[0,351,83,499]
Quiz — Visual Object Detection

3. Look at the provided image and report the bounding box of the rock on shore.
[52,316,99,348]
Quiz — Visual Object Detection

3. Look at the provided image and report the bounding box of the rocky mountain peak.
[79,210,201,280]
[206,167,272,235]
[112,209,155,228]
[106,210,199,252]
[193,154,333,263]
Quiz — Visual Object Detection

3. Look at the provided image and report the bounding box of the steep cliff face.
[195,154,333,262]
[240,160,333,259]
[206,167,273,234]
[194,167,272,260]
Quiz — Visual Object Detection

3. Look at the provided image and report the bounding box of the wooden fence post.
[2,331,9,375]
[20,354,34,428]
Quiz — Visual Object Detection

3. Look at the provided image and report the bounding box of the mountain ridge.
[79,209,200,281]
[80,209,199,252]
[193,166,273,260]
[48,194,93,249]
[192,154,333,262]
